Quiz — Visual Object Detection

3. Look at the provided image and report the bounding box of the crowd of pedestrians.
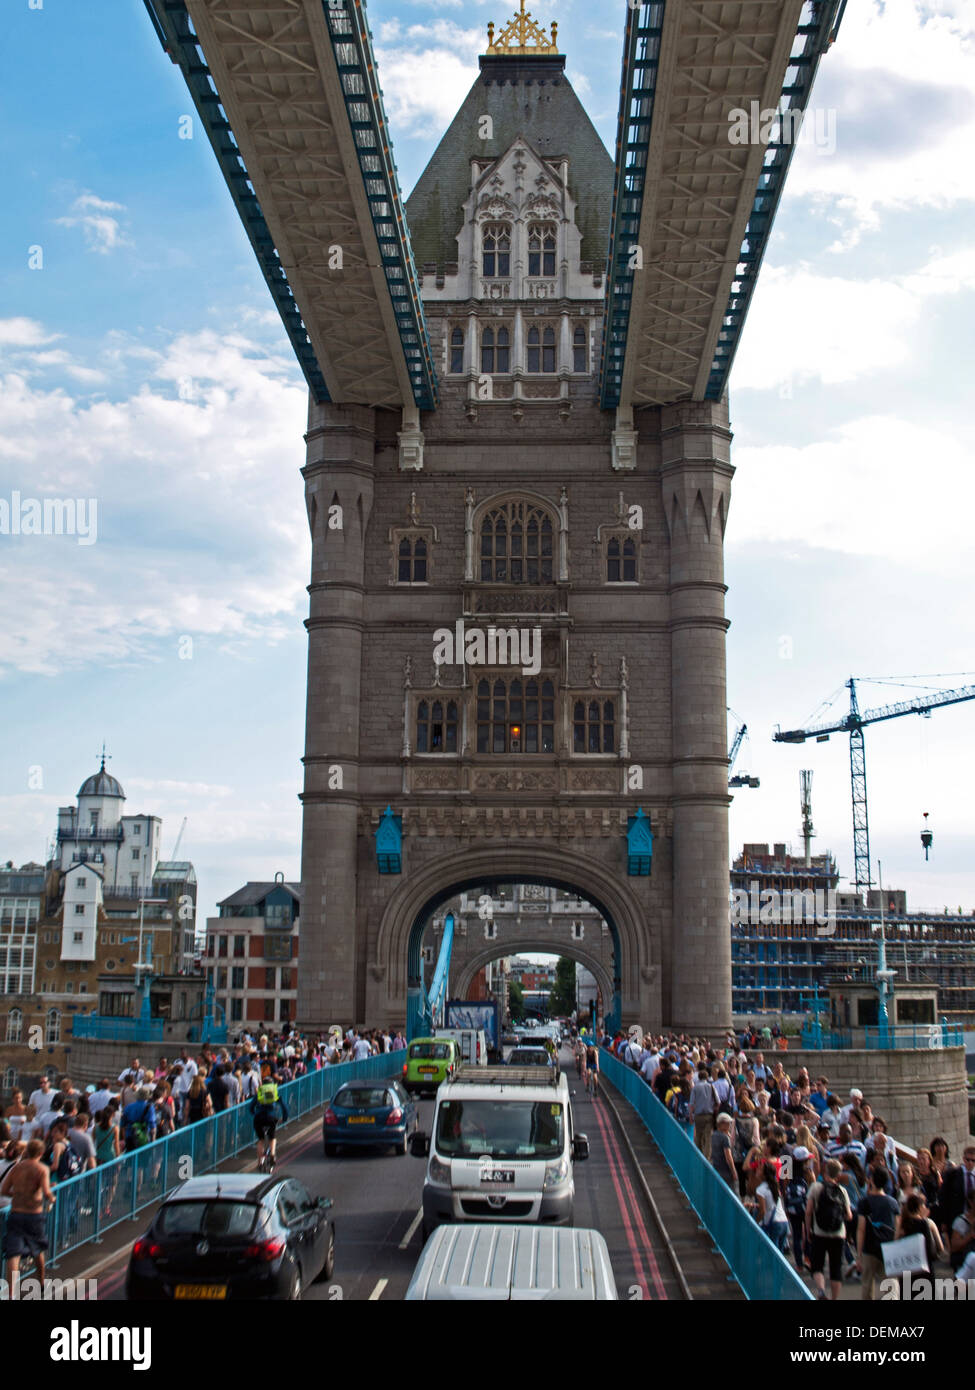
[0,1024,403,1292]
[599,1023,975,1300]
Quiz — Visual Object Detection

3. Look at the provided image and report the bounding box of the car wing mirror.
[410,1131,429,1158]
[573,1135,590,1162]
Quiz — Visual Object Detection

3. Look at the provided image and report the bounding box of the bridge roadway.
[71,1045,741,1302]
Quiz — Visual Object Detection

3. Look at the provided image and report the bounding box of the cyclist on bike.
[585,1042,600,1098]
[250,1074,289,1170]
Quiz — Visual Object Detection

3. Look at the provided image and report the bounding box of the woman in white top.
[756,1161,790,1255]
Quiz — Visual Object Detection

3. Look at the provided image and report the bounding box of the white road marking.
[368,1278,389,1301]
[399,1208,424,1250]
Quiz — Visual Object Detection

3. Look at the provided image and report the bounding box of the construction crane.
[728,721,760,789]
[799,770,814,866]
[169,817,187,861]
[774,677,975,895]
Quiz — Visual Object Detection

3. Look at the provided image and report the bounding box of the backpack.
[714,1080,735,1116]
[256,1082,279,1109]
[784,1177,808,1217]
[126,1102,150,1150]
[866,1196,897,1248]
[57,1142,84,1181]
[671,1093,690,1124]
[815,1181,847,1232]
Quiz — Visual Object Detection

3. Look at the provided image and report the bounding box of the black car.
[126,1172,334,1301]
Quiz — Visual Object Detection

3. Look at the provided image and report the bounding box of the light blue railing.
[800,1025,853,1049]
[0,1052,394,1280]
[599,1051,813,1301]
[863,1021,963,1050]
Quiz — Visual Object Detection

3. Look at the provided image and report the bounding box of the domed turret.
[78,753,125,801]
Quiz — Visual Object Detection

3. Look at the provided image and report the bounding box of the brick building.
[206,876,300,1031]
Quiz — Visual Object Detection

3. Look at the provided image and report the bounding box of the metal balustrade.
[599,1050,813,1301]
[0,1052,393,1280]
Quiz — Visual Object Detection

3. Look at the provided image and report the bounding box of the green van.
[402,1037,460,1095]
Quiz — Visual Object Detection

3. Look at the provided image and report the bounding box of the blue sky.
[1,0,974,926]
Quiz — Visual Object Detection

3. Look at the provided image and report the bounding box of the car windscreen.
[435,1099,564,1159]
[409,1042,451,1060]
[334,1088,391,1109]
[158,1201,259,1238]
[509,1050,550,1064]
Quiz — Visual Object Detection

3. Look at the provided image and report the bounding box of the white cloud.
[785,1,975,244]
[733,243,975,391]
[376,21,482,136]
[0,328,309,677]
[729,414,975,572]
[56,192,130,254]
[0,318,60,347]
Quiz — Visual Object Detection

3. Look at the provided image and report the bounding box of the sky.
[0,0,973,927]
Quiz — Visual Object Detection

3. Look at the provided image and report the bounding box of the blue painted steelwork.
[601,1051,813,1300]
[415,911,455,1037]
[0,1052,393,1282]
[599,1,666,410]
[143,1,438,411]
[703,0,847,400]
[322,1,438,410]
[375,805,403,873]
[863,1021,963,1050]
[143,1,330,404]
[626,807,653,875]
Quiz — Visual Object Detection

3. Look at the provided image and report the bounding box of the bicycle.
[586,1068,598,1100]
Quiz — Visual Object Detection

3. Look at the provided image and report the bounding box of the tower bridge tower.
[298,8,732,1035]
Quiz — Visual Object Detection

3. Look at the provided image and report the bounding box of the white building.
[56,758,162,895]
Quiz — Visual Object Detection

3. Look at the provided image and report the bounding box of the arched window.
[480,500,554,583]
[481,325,510,374]
[3,1067,17,1094]
[528,224,557,277]
[45,1008,61,1044]
[574,699,616,753]
[607,535,637,582]
[449,327,465,374]
[6,1007,22,1043]
[477,677,555,754]
[398,535,427,583]
[482,224,511,278]
[416,700,459,754]
[527,325,556,373]
[573,325,588,373]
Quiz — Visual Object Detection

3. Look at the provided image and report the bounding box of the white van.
[405,1223,617,1300]
[410,1066,589,1235]
[435,1027,488,1067]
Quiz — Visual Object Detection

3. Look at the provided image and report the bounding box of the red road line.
[591,1097,668,1300]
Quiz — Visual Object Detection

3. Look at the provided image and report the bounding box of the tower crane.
[169,816,188,861]
[728,721,759,789]
[774,677,975,895]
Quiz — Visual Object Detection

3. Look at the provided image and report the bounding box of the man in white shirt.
[89,1080,116,1118]
[178,1049,198,1081]
[28,1077,55,1117]
[118,1058,145,1084]
[352,1034,372,1061]
[839,1088,864,1124]
[640,1047,661,1084]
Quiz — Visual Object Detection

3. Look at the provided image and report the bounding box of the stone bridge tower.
[297,10,732,1036]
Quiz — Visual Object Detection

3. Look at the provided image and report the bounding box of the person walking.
[711,1114,738,1191]
[690,1066,715,1155]
[855,1164,900,1300]
[0,1138,56,1298]
[805,1157,852,1301]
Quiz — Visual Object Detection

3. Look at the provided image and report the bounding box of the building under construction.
[731,842,975,1024]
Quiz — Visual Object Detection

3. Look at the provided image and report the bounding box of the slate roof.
[406,55,614,274]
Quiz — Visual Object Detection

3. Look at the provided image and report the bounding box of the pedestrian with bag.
[805,1157,852,1301]
[855,1164,900,1299]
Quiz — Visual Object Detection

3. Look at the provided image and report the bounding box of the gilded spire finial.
[485,1,560,56]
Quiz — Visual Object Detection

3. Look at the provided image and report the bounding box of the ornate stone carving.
[412,767,460,791]
[569,769,618,792]
[477,193,516,220]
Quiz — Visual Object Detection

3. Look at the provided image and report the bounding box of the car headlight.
[428,1154,451,1186]
[543,1157,569,1189]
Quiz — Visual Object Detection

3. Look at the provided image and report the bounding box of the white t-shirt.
[89,1089,116,1117]
[757,1182,787,1227]
[641,1053,661,1082]
[180,1058,199,1080]
[29,1088,54,1117]
[352,1039,372,1061]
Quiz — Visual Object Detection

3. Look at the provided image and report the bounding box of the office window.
[74,904,85,916]
[233,935,245,958]
[231,966,245,991]
[449,326,464,374]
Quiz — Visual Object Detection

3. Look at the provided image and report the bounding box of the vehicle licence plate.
[174,1284,227,1300]
[419,1066,437,1074]
[480,1169,515,1184]
[347,1116,375,1124]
